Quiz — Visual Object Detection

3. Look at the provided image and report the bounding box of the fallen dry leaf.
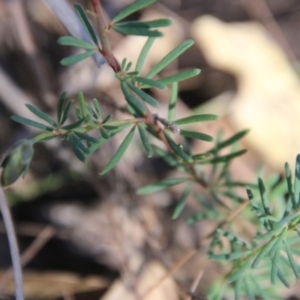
[101,261,178,300]
[0,269,109,299]
[192,15,300,171]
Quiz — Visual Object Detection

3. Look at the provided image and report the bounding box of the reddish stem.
[90,0,120,72]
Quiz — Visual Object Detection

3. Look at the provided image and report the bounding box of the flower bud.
[0,139,34,187]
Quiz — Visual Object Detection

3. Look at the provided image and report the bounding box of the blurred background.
[1,0,300,299]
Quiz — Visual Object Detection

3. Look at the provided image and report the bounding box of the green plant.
[1,0,300,299]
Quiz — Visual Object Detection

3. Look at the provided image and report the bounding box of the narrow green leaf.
[269,229,286,259]
[146,40,194,78]
[252,237,279,268]
[285,162,297,208]
[258,178,272,218]
[102,114,112,124]
[115,19,171,29]
[172,184,192,219]
[126,71,139,77]
[86,105,98,119]
[88,124,132,155]
[93,99,102,119]
[174,114,218,125]
[278,212,300,227]
[223,181,257,188]
[78,91,87,118]
[201,150,247,164]
[121,58,127,70]
[152,144,179,167]
[157,68,200,85]
[137,177,189,195]
[271,256,279,284]
[127,81,159,107]
[180,129,213,142]
[249,276,268,300]
[284,239,300,279]
[121,81,147,116]
[210,190,229,208]
[61,100,73,125]
[57,36,95,49]
[168,82,178,121]
[100,126,136,174]
[104,119,137,127]
[207,282,224,300]
[295,154,300,204]
[164,132,193,162]
[234,278,242,300]
[62,118,85,130]
[25,104,57,127]
[186,211,218,224]
[70,134,89,154]
[60,50,95,66]
[10,115,52,131]
[246,188,254,200]
[138,124,153,157]
[57,92,67,125]
[228,256,252,283]
[74,132,97,143]
[135,37,156,73]
[134,76,165,90]
[75,106,81,122]
[32,132,56,143]
[100,128,109,139]
[69,134,86,162]
[217,229,251,248]
[113,25,162,37]
[277,268,290,288]
[111,0,156,23]
[74,4,98,45]
[243,277,255,300]
[209,129,250,154]
[254,227,284,242]
[210,251,252,261]
[125,61,132,72]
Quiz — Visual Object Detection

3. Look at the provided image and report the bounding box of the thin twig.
[0,225,56,288]
[90,0,120,72]
[0,188,24,300]
[0,221,69,239]
[140,248,197,299]
[186,269,204,300]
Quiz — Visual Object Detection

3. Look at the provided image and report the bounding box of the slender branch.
[90,0,120,72]
[186,269,204,300]
[0,188,24,300]
[0,226,56,287]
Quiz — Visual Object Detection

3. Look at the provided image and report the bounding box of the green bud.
[0,139,34,187]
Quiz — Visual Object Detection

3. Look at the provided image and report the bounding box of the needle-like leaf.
[137,177,189,194]
[60,50,96,66]
[57,36,95,49]
[146,40,194,78]
[10,116,53,131]
[26,104,57,127]
[111,0,156,24]
[138,124,153,157]
[74,4,98,45]
[100,126,136,174]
